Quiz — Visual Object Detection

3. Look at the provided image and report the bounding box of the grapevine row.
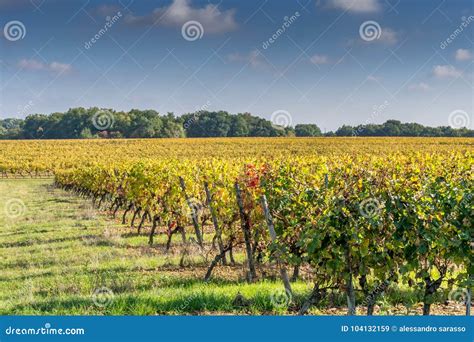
[53,152,473,315]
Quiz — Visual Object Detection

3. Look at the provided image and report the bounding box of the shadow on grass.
[0,271,55,283]
[6,292,260,315]
[0,234,98,248]
[0,229,48,238]
[46,198,77,204]
[2,282,429,315]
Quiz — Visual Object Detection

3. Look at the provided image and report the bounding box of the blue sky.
[0,0,473,131]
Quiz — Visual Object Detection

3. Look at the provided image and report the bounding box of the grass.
[0,179,469,315]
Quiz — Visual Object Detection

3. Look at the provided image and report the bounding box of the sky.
[0,0,473,131]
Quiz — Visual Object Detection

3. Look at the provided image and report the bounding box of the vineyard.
[0,137,472,315]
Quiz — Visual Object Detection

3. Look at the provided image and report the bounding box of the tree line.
[0,108,472,139]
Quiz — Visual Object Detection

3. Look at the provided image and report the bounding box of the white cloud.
[227,50,265,68]
[433,65,462,78]
[49,62,72,73]
[409,82,431,91]
[125,0,237,34]
[18,59,72,74]
[310,54,329,65]
[327,0,381,13]
[379,28,399,45]
[367,75,379,82]
[18,59,45,70]
[455,48,473,61]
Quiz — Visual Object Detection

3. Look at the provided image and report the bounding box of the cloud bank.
[327,0,381,13]
[125,0,237,34]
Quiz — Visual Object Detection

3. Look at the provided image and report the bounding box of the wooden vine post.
[234,181,256,282]
[204,181,227,265]
[260,194,293,297]
[179,176,203,248]
[467,274,472,316]
[345,245,356,316]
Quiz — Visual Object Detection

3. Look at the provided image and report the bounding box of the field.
[0,138,472,315]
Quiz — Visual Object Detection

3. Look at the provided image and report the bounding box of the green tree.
[335,125,355,136]
[161,113,185,138]
[228,114,250,137]
[295,124,322,137]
